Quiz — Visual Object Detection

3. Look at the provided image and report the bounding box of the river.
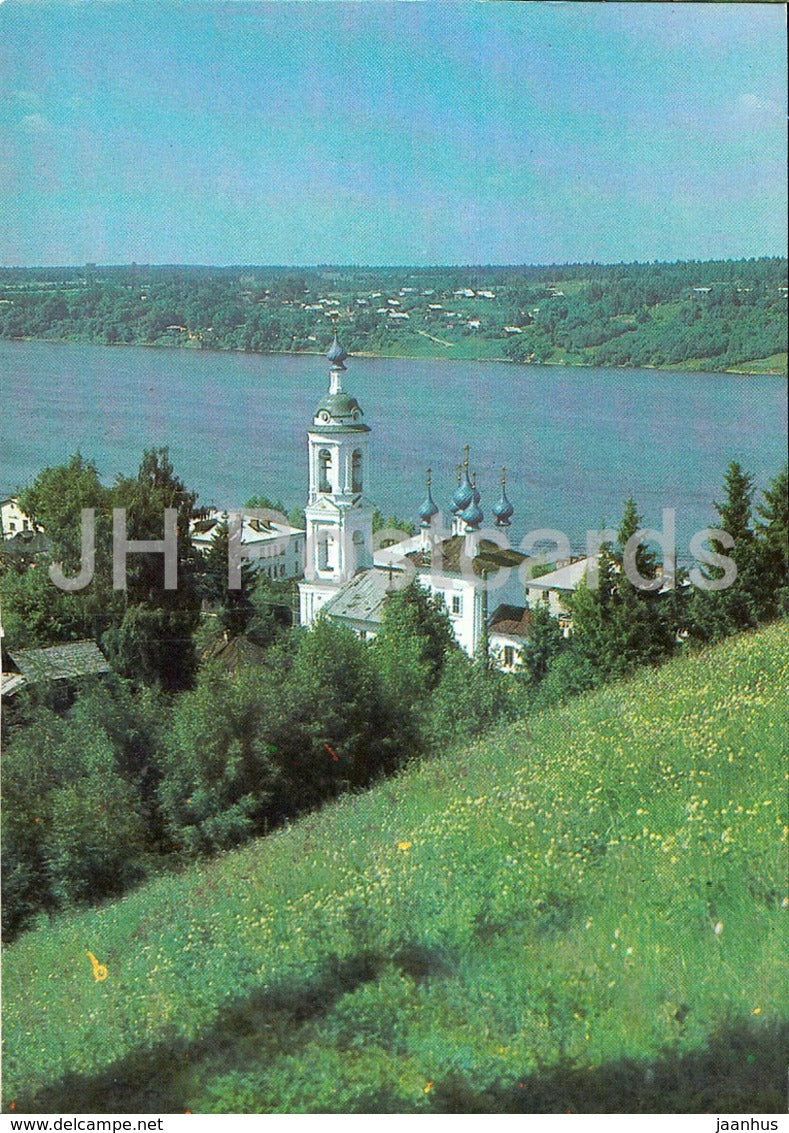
[1,339,786,554]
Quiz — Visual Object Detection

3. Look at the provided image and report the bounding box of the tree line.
[1,450,786,940]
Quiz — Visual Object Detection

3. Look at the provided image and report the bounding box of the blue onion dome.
[493,467,514,527]
[418,468,440,526]
[326,334,348,370]
[451,470,473,515]
[451,445,474,514]
[460,479,484,530]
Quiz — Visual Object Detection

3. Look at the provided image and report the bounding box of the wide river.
[1,339,786,555]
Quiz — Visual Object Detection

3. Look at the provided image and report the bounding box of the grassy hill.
[2,623,787,1113]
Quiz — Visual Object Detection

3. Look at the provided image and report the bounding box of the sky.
[0,1,786,267]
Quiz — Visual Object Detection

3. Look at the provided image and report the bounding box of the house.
[488,604,533,671]
[525,556,594,623]
[525,554,674,634]
[1,639,111,698]
[190,509,305,582]
[504,326,523,335]
[1,497,39,540]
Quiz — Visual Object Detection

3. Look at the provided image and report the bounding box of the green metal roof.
[315,391,363,419]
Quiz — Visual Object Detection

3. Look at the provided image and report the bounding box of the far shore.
[2,334,786,378]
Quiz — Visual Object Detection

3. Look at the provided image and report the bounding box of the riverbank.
[2,333,786,376]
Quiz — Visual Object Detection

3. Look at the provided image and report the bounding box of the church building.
[299,331,530,660]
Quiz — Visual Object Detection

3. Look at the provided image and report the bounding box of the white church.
[298,330,535,667]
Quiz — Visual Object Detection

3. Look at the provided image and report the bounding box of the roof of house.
[407,535,527,579]
[5,640,111,683]
[202,634,269,671]
[1,672,27,697]
[322,567,405,626]
[489,604,533,638]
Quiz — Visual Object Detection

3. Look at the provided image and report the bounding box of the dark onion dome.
[418,468,439,526]
[325,335,348,370]
[493,468,514,527]
[460,494,483,530]
[451,468,473,514]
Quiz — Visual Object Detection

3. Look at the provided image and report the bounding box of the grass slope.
[3,624,787,1113]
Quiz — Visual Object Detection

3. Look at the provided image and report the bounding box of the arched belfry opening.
[351,449,363,494]
[318,448,332,494]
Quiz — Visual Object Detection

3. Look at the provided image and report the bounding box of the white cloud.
[739,92,783,117]
[17,112,51,135]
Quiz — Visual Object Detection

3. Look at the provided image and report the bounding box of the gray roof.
[1,672,26,697]
[6,640,111,683]
[321,568,404,626]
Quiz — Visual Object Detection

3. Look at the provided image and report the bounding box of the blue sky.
[0,1,786,266]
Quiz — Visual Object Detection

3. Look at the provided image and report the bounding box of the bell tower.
[298,326,374,626]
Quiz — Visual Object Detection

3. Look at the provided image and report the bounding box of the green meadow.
[2,622,787,1113]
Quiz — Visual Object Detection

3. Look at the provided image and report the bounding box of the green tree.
[19,452,110,570]
[105,448,201,689]
[197,520,256,639]
[518,604,566,687]
[570,501,677,679]
[158,664,281,855]
[424,649,512,750]
[755,464,789,616]
[688,462,760,640]
[288,618,396,797]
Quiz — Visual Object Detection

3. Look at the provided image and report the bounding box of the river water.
[1,339,786,554]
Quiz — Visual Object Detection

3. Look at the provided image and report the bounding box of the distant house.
[525,554,674,634]
[0,497,39,540]
[466,319,481,329]
[388,310,410,320]
[190,508,305,582]
[1,640,111,698]
[488,604,533,671]
[526,556,594,623]
[503,326,523,335]
[476,290,496,299]
[692,287,713,294]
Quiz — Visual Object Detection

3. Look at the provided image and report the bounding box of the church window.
[318,537,330,571]
[351,449,363,493]
[318,449,332,493]
[504,646,515,668]
[452,594,462,616]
